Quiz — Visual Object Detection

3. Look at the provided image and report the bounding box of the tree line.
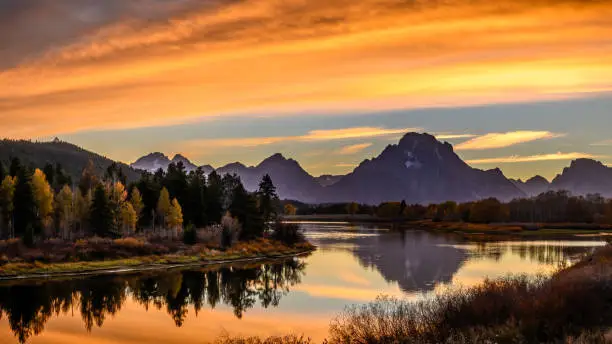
[0,158,280,243]
[290,191,612,224]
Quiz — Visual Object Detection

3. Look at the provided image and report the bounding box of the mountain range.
[2,133,610,204]
[128,132,612,203]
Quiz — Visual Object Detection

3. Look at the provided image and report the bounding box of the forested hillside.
[0,139,140,182]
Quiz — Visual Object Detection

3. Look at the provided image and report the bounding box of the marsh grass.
[327,247,612,343]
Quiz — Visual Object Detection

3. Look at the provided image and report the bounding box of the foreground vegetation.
[214,244,612,344]
[0,236,314,278]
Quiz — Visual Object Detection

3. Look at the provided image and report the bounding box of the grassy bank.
[409,220,612,239]
[286,215,612,238]
[0,238,315,279]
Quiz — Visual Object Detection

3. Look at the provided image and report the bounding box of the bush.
[183,224,197,245]
[221,213,241,249]
[272,221,305,246]
[213,334,311,344]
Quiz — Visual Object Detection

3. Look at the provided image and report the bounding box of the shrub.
[221,213,241,249]
[183,224,197,245]
[213,334,311,344]
[272,221,305,246]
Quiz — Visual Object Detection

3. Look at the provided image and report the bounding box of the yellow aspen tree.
[75,189,92,236]
[157,187,171,230]
[0,176,17,238]
[168,198,184,238]
[121,202,137,236]
[56,185,74,239]
[130,187,144,223]
[31,169,54,232]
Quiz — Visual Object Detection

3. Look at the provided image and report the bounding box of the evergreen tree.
[205,171,224,224]
[54,163,72,191]
[257,174,279,229]
[9,157,22,177]
[185,168,207,227]
[230,184,263,240]
[0,161,5,183]
[43,163,55,188]
[135,172,160,228]
[0,175,16,238]
[90,185,113,237]
[13,165,37,241]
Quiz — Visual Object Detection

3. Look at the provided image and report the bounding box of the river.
[0,222,605,343]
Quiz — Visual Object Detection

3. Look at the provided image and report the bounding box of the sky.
[1,0,612,180]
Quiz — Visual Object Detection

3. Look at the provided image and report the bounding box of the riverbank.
[0,238,315,280]
[285,215,612,239]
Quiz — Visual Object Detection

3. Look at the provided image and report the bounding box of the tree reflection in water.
[0,258,306,343]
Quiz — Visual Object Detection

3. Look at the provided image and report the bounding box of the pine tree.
[205,171,224,224]
[257,174,279,230]
[230,184,263,240]
[185,167,207,227]
[75,189,91,236]
[0,176,16,238]
[90,185,113,237]
[13,165,37,242]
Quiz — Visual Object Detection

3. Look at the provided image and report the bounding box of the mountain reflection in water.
[0,223,605,343]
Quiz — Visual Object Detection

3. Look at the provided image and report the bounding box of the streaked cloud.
[591,140,612,147]
[335,163,358,168]
[336,143,373,155]
[434,133,477,140]
[466,152,601,165]
[184,127,415,148]
[455,131,564,151]
[1,0,612,138]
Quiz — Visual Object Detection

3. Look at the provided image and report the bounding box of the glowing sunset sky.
[1,0,612,179]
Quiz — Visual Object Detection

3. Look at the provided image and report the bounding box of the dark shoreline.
[0,246,315,282]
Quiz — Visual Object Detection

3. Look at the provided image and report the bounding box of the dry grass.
[213,335,311,344]
[327,247,612,344]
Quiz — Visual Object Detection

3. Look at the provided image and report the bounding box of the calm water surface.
[0,222,605,343]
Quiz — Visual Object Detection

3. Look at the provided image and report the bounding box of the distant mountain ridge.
[0,139,141,182]
[130,132,612,204]
[131,152,208,173]
[549,159,612,197]
[511,176,550,197]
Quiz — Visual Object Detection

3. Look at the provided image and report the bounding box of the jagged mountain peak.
[526,175,549,184]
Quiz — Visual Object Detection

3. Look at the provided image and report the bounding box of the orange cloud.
[183,127,415,148]
[455,131,564,151]
[1,0,612,137]
[336,143,373,155]
[466,152,602,164]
